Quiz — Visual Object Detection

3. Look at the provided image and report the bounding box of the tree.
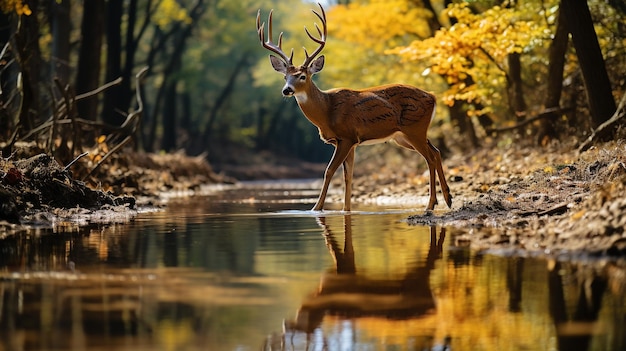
[391,3,545,117]
[102,0,150,127]
[538,6,568,143]
[12,0,41,132]
[560,0,616,129]
[75,0,105,121]
[102,0,124,126]
[50,0,70,84]
[144,0,205,152]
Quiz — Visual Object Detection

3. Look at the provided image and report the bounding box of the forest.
[0,0,623,174]
[1,2,626,348]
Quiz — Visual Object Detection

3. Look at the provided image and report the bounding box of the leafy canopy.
[390,2,547,114]
[0,0,31,15]
[331,0,433,52]
[153,0,192,29]
[323,0,433,89]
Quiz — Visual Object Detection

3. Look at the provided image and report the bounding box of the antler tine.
[301,3,327,68]
[267,10,274,45]
[256,9,293,65]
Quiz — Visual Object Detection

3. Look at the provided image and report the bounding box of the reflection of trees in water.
[548,261,612,351]
[266,214,449,350]
[1,208,625,351]
[0,264,277,350]
[263,215,624,351]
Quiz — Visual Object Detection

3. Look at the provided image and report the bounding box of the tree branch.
[485,106,572,134]
[578,92,626,153]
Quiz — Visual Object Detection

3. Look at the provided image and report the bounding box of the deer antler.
[256,9,294,65]
[301,3,327,68]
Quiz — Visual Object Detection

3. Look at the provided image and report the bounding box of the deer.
[256,3,452,212]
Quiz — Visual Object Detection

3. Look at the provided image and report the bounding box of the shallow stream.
[1,181,624,350]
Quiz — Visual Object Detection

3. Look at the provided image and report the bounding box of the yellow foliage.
[330,0,432,53]
[0,0,31,15]
[389,2,549,114]
[321,0,435,89]
[153,0,191,29]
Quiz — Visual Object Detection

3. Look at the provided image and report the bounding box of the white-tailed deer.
[256,4,452,211]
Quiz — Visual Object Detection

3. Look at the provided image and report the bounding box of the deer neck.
[294,81,330,128]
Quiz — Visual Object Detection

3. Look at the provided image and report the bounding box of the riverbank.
[0,146,230,236]
[342,139,626,258]
[2,140,625,260]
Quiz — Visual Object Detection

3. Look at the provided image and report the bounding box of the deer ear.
[309,55,325,74]
[269,55,288,74]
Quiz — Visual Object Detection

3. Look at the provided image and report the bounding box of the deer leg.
[394,135,439,211]
[424,154,439,211]
[427,139,452,208]
[312,141,355,211]
[342,147,356,211]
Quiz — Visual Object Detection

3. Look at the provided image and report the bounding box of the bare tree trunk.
[51,0,71,84]
[102,0,124,125]
[561,0,616,130]
[145,0,205,151]
[537,7,569,144]
[201,54,248,141]
[13,5,42,132]
[121,0,141,116]
[1,12,17,137]
[102,0,143,126]
[75,0,105,121]
[507,52,526,119]
[449,100,479,149]
[160,80,178,152]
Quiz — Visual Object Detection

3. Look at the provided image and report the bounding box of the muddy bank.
[1,148,227,237]
[339,140,626,259]
[1,153,135,236]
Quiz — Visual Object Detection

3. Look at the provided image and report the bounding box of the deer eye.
[299,74,306,81]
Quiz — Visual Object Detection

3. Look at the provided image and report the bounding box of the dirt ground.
[0,143,230,236]
[345,139,626,258]
[1,139,626,261]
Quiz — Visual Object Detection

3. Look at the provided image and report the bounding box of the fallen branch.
[63,151,89,171]
[75,77,123,101]
[486,107,572,134]
[578,93,626,153]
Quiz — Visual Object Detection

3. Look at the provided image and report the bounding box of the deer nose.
[282,86,294,96]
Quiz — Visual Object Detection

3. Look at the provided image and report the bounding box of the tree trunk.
[201,54,248,141]
[51,0,71,84]
[560,0,616,129]
[449,100,479,149]
[13,6,42,132]
[75,0,105,121]
[145,0,205,151]
[102,0,143,126]
[121,0,140,117]
[160,80,178,152]
[102,0,124,125]
[161,81,177,152]
[507,52,526,119]
[537,7,569,144]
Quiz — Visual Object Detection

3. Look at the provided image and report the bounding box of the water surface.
[1,181,624,350]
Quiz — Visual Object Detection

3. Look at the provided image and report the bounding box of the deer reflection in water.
[265,215,450,351]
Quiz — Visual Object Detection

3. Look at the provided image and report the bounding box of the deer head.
[256,3,327,98]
